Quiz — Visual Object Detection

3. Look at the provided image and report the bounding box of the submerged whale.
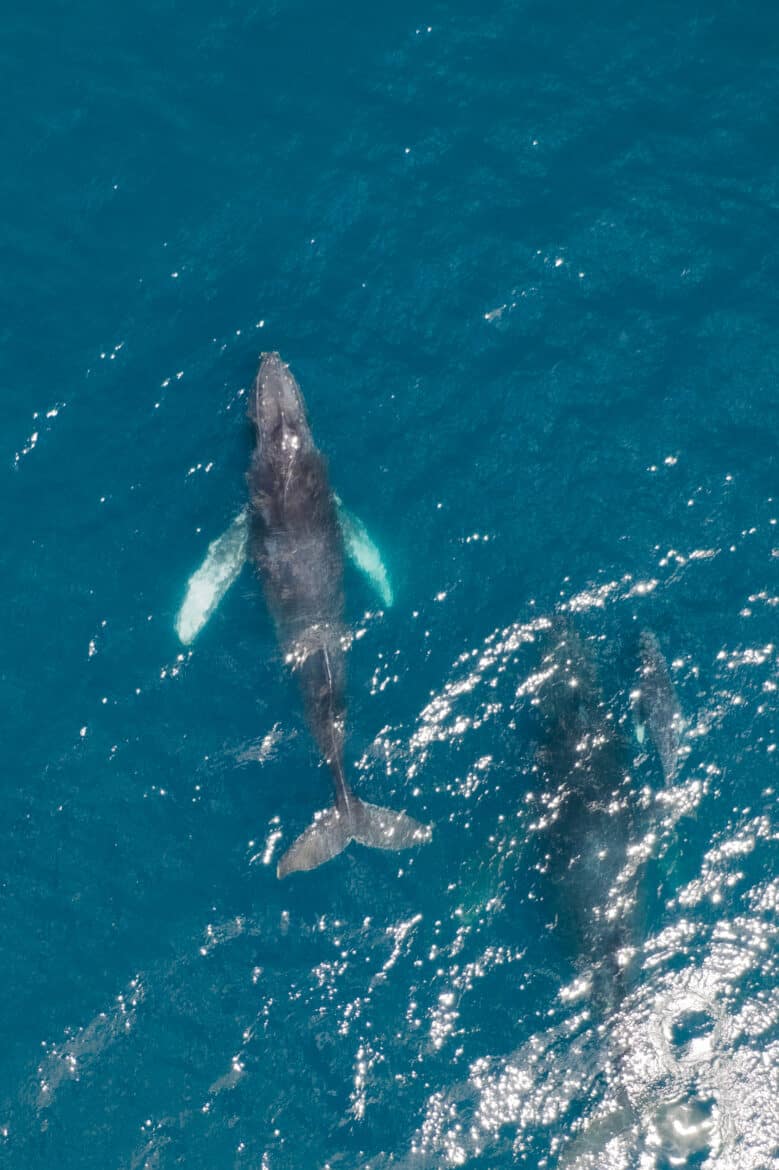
[355,624,652,1170]
[533,620,640,1009]
[247,353,430,878]
[529,621,649,1167]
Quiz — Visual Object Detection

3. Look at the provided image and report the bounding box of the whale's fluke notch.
[277,798,431,878]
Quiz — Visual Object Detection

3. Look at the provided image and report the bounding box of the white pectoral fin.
[630,687,646,745]
[175,509,249,645]
[334,494,394,608]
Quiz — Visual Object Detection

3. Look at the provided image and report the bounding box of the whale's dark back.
[246,353,346,768]
[247,431,345,638]
[533,620,639,1010]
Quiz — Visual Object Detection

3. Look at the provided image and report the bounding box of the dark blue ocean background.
[2,2,778,1167]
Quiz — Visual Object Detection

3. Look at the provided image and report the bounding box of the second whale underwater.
[355,621,687,1169]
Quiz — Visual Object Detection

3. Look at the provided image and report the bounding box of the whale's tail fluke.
[277,798,432,879]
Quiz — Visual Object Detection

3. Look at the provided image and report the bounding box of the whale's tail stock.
[277,796,432,879]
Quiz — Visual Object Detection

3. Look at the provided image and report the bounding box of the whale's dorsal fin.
[175,496,394,645]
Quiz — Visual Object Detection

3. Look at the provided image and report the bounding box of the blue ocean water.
[2,1,778,1166]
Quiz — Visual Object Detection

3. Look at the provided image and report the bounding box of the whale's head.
[249,352,312,457]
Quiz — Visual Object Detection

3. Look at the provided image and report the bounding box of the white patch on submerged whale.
[175,509,249,645]
[174,496,394,646]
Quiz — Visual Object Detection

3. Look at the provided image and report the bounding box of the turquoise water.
[3,2,778,1167]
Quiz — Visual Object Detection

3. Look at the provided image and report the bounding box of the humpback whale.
[533,620,640,1010]
[531,621,647,1166]
[357,625,650,1170]
[247,353,430,878]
